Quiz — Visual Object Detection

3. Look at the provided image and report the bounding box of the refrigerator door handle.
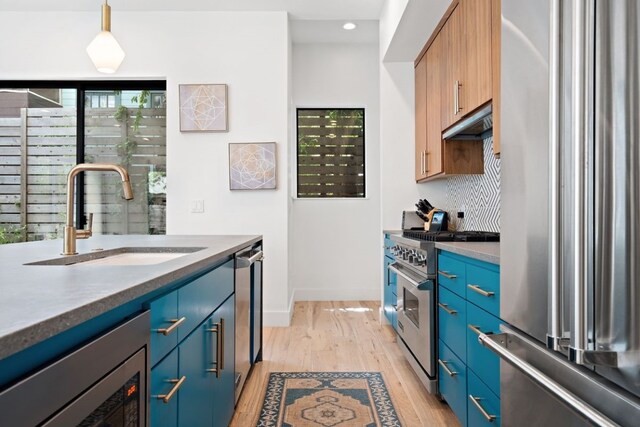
[479,330,621,427]
[568,0,594,365]
[547,0,566,353]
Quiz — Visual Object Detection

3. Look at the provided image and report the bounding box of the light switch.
[190,199,204,213]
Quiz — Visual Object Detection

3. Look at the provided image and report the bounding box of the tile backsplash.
[444,136,500,232]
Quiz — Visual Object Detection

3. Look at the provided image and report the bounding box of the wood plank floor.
[230,300,459,426]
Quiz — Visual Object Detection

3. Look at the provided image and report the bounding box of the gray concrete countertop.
[0,234,260,360]
[435,241,500,265]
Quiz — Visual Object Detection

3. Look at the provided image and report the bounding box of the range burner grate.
[402,230,500,242]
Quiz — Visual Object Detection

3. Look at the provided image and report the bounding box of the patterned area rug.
[257,372,401,427]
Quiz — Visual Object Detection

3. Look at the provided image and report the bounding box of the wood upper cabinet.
[440,4,462,130]
[414,0,500,182]
[426,32,444,178]
[415,54,427,181]
[460,0,493,114]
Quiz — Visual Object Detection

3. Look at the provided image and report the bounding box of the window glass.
[297,108,365,198]
[0,84,166,244]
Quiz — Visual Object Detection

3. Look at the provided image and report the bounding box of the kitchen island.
[0,234,261,426]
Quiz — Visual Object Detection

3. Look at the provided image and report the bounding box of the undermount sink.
[26,247,206,266]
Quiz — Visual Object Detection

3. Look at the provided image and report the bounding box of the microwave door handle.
[479,330,620,427]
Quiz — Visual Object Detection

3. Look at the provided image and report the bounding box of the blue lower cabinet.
[150,350,179,427]
[439,340,467,427]
[212,295,236,426]
[438,286,467,361]
[383,255,397,330]
[150,291,179,367]
[466,302,501,395]
[467,371,501,427]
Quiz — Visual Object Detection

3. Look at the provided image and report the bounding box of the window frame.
[0,80,166,230]
[295,107,367,200]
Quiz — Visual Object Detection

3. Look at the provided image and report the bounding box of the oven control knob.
[416,254,427,266]
[408,254,415,263]
[402,250,409,260]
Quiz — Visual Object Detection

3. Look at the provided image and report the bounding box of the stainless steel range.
[389,230,499,394]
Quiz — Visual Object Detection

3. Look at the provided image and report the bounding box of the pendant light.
[86,0,125,73]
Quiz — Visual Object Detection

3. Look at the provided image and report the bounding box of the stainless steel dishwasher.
[234,244,263,403]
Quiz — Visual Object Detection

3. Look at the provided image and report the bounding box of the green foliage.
[0,224,26,244]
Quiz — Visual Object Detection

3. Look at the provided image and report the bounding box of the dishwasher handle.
[236,250,263,268]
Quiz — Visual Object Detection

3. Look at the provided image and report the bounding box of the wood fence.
[0,107,166,242]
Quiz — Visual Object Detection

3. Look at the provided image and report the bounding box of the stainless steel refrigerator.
[479,0,640,425]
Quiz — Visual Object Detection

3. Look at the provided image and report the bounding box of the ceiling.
[0,0,385,20]
[0,0,384,44]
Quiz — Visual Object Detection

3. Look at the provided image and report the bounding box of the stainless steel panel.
[234,248,252,403]
[500,0,550,342]
[592,0,640,395]
[482,325,640,427]
[395,264,435,379]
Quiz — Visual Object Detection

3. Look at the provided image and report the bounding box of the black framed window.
[0,80,166,243]
[296,108,365,198]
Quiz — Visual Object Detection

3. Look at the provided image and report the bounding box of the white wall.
[291,43,381,301]
[0,11,292,326]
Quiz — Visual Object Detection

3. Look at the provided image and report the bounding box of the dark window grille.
[297,108,365,198]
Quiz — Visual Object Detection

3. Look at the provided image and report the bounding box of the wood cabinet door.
[440,4,462,130]
[415,54,428,181]
[460,0,493,114]
[426,31,444,178]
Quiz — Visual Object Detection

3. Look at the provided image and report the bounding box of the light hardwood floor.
[230,300,459,426]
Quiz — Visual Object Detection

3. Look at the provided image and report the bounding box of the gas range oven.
[388,230,499,394]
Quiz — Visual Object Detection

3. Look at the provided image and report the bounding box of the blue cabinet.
[383,255,398,330]
[150,259,236,427]
[437,250,501,427]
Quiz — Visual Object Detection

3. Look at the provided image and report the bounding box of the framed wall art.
[229,142,277,190]
[179,84,228,132]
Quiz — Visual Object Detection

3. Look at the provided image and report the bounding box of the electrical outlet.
[190,199,204,213]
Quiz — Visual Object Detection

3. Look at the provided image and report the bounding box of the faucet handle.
[77,213,93,239]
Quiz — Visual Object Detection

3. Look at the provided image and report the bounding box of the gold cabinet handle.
[469,395,497,422]
[424,151,429,173]
[468,284,495,297]
[438,270,457,280]
[155,376,186,404]
[468,324,484,335]
[438,359,458,377]
[438,302,458,316]
[155,317,186,336]
[206,318,224,377]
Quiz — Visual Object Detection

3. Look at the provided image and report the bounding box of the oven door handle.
[388,263,433,290]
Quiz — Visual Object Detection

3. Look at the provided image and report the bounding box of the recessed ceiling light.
[343,22,357,30]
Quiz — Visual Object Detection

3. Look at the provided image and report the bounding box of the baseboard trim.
[294,287,379,301]
[263,291,295,327]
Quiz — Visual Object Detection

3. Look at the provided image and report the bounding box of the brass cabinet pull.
[155,317,186,336]
[438,270,457,280]
[206,320,223,377]
[469,395,497,422]
[438,359,458,377]
[219,318,225,370]
[155,376,186,404]
[438,302,458,316]
[468,284,495,297]
[468,324,484,335]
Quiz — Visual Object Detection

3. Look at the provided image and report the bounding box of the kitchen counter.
[435,241,500,265]
[0,234,261,361]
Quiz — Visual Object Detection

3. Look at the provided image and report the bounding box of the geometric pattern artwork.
[179,84,228,132]
[257,372,401,427]
[445,136,501,232]
[229,142,277,190]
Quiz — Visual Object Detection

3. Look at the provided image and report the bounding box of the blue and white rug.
[257,372,402,427]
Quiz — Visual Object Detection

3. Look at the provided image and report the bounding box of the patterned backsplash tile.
[445,136,501,232]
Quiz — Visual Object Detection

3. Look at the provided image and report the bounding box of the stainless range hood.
[442,103,493,140]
